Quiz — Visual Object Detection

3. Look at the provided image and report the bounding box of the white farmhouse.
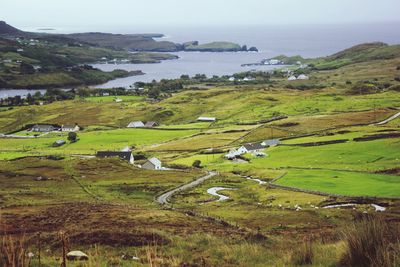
[61,124,80,132]
[127,121,145,128]
[288,75,297,81]
[297,74,309,80]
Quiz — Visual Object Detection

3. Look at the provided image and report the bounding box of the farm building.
[31,124,57,132]
[144,121,159,128]
[61,124,80,132]
[96,151,134,164]
[287,75,297,81]
[142,157,162,170]
[127,121,145,128]
[114,98,123,102]
[197,117,216,122]
[262,139,280,147]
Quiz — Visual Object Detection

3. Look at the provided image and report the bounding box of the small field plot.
[83,95,144,103]
[147,131,247,152]
[275,169,400,198]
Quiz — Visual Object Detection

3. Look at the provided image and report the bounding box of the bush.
[192,160,202,168]
[340,216,400,267]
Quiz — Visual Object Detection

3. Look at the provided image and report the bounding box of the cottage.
[237,143,265,154]
[228,77,235,82]
[127,121,145,128]
[243,77,255,81]
[288,75,297,81]
[102,92,110,96]
[142,157,162,170]
[31,124,56,132]
[114,98,123,103]
[297,74,309,80]
[262,139,280,147]
[197,117,216,122]
[61,124,80,132]
[96,151,134,164]
[144,121,159,128]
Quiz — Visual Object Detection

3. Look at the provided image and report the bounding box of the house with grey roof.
[31,124,57,132]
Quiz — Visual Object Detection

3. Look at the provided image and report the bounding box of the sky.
[1,0,400,31]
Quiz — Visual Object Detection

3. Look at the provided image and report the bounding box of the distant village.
[20,114,280,172]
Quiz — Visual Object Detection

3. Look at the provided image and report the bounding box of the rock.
[121,254,139,261]
[66,250,89,261]
[248,46,259,52]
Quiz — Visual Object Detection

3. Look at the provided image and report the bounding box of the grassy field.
[1,43,400,266]
[0,128,199,158]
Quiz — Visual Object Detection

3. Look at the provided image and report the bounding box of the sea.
[1,23,399,97]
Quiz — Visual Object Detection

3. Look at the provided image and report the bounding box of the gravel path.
[156,171,218,204]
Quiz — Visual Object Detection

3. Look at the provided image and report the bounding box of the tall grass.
[0,234,30,267]
[291,238,314,265]
[341,215,400,267]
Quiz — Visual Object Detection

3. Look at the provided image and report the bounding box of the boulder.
[66,250,89,261]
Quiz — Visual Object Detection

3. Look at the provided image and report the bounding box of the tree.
[148,87,161,99]
[192,160,201,168]
[67,132,77,142]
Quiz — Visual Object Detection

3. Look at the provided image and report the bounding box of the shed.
[142,157,162,170]
[96,151,134,164]
[197,117,216,122]
[144,121,159,128]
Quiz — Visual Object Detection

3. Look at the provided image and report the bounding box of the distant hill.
[0,21,25,36]
[0,21,257,53]
[309,42,400,70]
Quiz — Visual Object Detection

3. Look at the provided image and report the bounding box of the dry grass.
[0,234,29,267]
[341,215,400,267]
[292,238,314,265]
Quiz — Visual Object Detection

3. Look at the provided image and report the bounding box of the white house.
[17,48,24,52]
[142,157,162,170]
[288,75,297,81]
[297,74,309,80]
[228,77,235,82]
[127,121,145,128]
[197,117,216,122]
[102,92,110,96]
[243,77,255,81]
[114,98,123,102]
[61,124,80,132]
[237,143,265,154]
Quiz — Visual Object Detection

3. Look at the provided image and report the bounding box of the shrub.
[340,216,400,267]
[192,160,202,168]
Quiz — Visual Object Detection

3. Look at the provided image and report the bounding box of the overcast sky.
[1,0,399,30]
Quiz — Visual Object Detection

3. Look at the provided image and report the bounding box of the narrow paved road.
[156,171,218,204]
[375,111,400,125]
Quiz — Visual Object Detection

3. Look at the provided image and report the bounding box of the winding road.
[156,171,218,204]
